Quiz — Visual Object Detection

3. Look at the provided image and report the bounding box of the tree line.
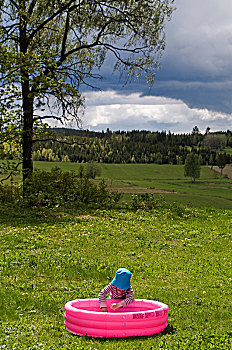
[32,128,232,165]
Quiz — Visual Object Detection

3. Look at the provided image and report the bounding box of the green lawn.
[99,164,191,180]
[1,161,232,209]
[97,164,232,209]
[0,205,231,349]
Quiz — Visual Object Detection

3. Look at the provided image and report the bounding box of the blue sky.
[79,0,232,134]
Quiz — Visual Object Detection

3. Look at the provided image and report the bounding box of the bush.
[23,167,120,208]
[129,193,194,218]
[0,167,120,208]
[0,182,21,203]
[130,193,165,211]
[84,161,102,179]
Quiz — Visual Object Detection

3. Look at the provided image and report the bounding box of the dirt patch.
[208,165,232,179]
[109,187,179,194]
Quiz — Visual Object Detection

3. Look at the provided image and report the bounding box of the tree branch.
[28,0,38,16]
[58,21,109,63]
[9,0,19,9]
[28,0,77,41]
[32,138,85,145]
[33,115,63,122]
[0,161,22,184]
[61,11,70,61]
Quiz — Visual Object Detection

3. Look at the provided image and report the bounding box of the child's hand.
[101,307,108,312]
[110,302,122,310]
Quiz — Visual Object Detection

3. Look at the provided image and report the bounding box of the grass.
[98,164,232,209]
[0,204,231,349]
[1,161,232,209]
[224,148,232,155]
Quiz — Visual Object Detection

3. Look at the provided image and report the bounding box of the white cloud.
[82,91,232,133]
[47,1,232,132]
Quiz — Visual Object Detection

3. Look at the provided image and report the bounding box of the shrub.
[84,161,102,179]
[130,193,165,211]
[0,167,120,208]
[23,167,120,208]
[0,182,21,203]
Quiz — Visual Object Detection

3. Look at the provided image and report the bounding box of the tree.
[155,152,163,164]
[192,126,200,135]
[205,127,210,135]
[0,0,175,195]
[209,153,214,169]
[184,153,201,183]
[217,153,226,175]
[84,161,101,179]
[204,134,227,150]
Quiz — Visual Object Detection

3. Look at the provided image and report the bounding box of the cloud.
[82,91,232,133]
[161,0,232,80]
[81,0,232,119]
[49,1,232,132]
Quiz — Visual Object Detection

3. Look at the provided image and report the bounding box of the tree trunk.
[22,88,34,191]
[20,0,34,197]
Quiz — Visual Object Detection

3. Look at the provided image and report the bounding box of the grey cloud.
[79,0,232,132]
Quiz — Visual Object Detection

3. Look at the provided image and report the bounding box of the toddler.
[99,268,134,312]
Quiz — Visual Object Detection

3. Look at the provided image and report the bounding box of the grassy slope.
[0,205,231,349]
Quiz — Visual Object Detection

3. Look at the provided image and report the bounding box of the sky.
[79,0,232,134]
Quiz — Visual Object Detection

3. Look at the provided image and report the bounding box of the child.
[99,268,134,312]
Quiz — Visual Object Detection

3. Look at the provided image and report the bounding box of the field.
[1,161,231,209]
[225,148,232,155]
[0,204,232,349]
[33,162,232,210]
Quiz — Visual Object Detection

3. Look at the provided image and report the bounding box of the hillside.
[32,128,232,165]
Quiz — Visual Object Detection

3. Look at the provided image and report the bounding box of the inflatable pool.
[64,298,169,338]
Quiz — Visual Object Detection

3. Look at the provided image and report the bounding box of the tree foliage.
[184,153,201,183]
[31,128,232,165]
[0,0,175,195]
[217,153,226,175]
[204,134,227,150]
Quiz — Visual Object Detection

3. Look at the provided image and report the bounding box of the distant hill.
[32,128,232,165]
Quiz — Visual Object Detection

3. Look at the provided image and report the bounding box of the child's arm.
[110,286,134,310]
[110,302,123,310]
[120,286,134,308]
[98,283,111,311]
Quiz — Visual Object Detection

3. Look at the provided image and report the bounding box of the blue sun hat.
[111,268,132,289]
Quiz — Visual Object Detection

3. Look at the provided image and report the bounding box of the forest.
[32,128,232,165]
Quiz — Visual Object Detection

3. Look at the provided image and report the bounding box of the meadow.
[1,161,231,209]
[0,203,231,349]
[1,161,232,348]
[31,162,232,210]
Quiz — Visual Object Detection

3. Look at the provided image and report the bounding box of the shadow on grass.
[69,323,176,343]
[0,203,86,227]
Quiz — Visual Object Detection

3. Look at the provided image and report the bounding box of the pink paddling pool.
[64,298,169,338]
